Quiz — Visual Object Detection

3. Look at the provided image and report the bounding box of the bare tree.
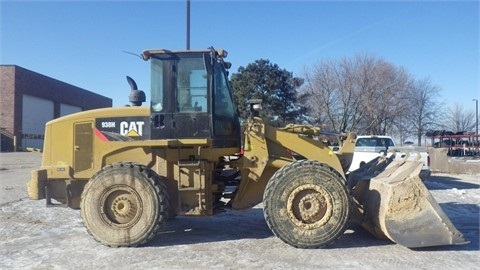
[300,53,411,135]
[405,78,444,145]
[357,58,411,135]
[442,103,476,133]
[301,61,338,130]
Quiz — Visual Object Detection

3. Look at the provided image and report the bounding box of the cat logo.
[120,121,145,137]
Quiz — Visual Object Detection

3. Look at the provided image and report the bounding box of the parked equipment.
[27,48,468,248]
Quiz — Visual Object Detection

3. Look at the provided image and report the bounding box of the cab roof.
[142,49,227,60]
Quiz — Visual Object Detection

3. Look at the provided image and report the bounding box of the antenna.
[121,51,142,59]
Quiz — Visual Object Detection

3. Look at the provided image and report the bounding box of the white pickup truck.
[348,135,431,179]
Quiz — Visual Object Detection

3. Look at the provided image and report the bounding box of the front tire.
[80,162,169,247]
[263,160,351,248]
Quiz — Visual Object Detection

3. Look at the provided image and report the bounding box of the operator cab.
[142,48,241,148]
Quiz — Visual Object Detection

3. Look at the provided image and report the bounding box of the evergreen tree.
[230,59,306,122]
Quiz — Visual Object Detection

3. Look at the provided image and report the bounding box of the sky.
[1,0,479,112]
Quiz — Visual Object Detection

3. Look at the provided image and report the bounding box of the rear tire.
[263,160,351,248]
[80,162,169,247]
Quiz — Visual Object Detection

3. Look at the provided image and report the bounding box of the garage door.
[22,95,54,150]
[60,103,81,116]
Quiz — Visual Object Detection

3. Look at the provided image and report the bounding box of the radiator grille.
[74,122,93,172]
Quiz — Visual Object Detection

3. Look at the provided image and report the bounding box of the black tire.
[80,162,169,247]
[263,159,351,248]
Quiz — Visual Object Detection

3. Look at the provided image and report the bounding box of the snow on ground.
[0,152,479,269]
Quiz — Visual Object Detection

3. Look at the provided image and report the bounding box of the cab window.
[177,57,207,112]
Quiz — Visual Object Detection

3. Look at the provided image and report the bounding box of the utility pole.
[474,99,478,141]
[186,0,190,50]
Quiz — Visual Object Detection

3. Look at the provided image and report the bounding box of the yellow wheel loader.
[27,48,468,248]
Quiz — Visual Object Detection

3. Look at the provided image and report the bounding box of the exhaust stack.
[127,76,145,106]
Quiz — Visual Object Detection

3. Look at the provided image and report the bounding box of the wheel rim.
[100,185,143,228]
[286,183,333,230]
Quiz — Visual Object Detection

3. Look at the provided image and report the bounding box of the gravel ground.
[0,152,479,269]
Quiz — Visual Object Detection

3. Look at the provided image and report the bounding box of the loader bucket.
[348,156,469,248]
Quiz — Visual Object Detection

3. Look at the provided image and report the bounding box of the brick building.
[0,65,112,151]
